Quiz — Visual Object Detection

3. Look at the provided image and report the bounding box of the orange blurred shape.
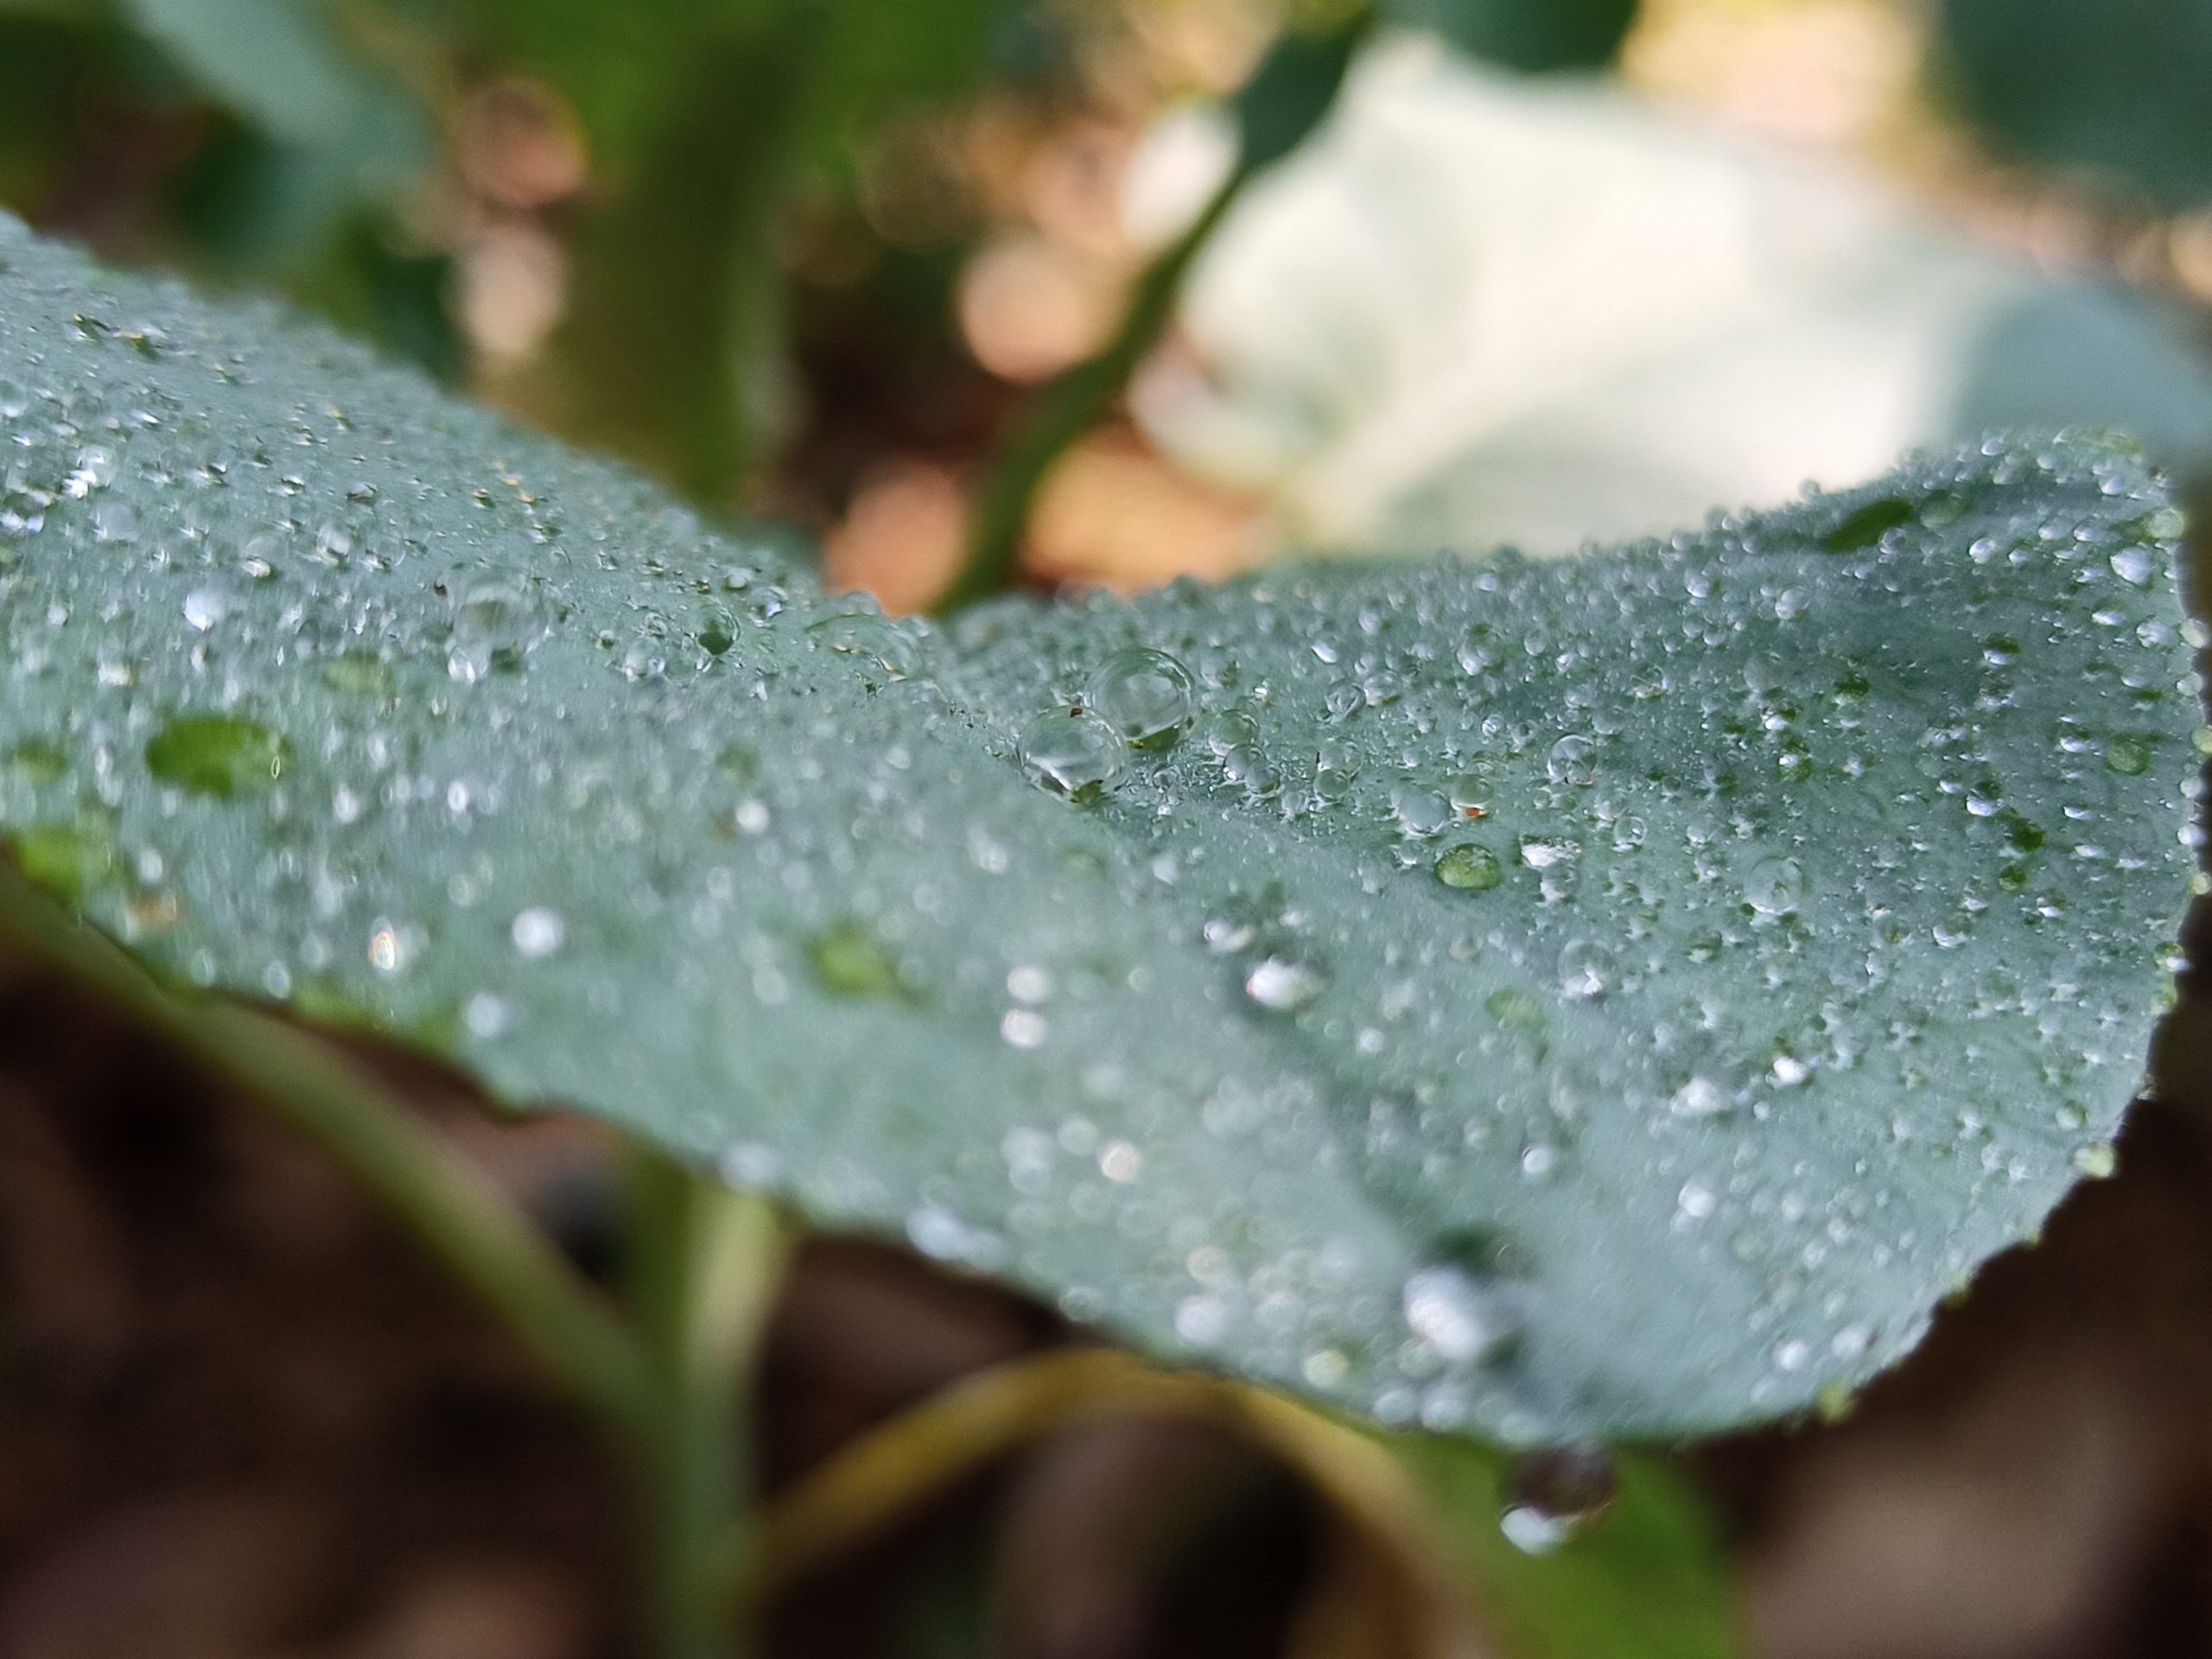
[1027,431,1259,592]
[1022,120,1137,257]
[2172,214,2212,305]
[959,234,1118,384]
[824,460,969,615]
[458,79,588,212]
[1625,0,1918,149]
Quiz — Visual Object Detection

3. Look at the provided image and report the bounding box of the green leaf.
[1937,0,2212,209]
[0,215,2196,1440]
[1388,0,1639,73]
[121,0,430,262]
[1390,1432,1738,1659]
[473,0,1020,500]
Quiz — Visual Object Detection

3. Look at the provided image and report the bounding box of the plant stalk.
[937,5,1373,613]
[0,867,658,1443]
[626,1143,791,1659]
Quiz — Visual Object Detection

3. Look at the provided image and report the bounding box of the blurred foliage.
[1389,1433,1737,1659]
[0,0,1652,526]
[1937,0,2212,208]
[1389,0,1636,73]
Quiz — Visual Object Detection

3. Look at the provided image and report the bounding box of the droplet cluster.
[0,215,2195,1445]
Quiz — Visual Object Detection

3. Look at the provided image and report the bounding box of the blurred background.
[6,1,2212,1656]
[6,0,2212,602]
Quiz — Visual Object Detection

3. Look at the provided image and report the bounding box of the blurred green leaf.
[1938,0,2212,208]
[124,0,429,248]
[1390,1433,1738,1659]
[1387,0,1637,73]
[480,0,1021,503]
[0,219,2196,1443]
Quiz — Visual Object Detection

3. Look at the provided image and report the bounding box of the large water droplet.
[1434,843,1503,892]
[1393,787,1452,837]
[1547,734,1597,786]
[1499,1445,1617,1555]
[1245,957,1325,1012]
[447,573,552,684]
[1745,855,1804,916]
[1402,1262,1521,1363]
[2105,734,2153,776]
[1018,708,1128,802]
[1084,646,1195,750]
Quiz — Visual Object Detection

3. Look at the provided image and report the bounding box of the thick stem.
[627,1144,791,1659]
[0,865,657,1443]
[937,7,1372,613]
[555,3,830,505]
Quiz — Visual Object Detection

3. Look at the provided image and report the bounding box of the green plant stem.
[0,865,658,1442]
[935,176,1244,613]
[626,1144,791,1659]
[558,3,830,505]
[938,5,1373,613]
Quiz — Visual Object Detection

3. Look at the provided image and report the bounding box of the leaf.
[0,214,2196,1440]
[124,0,430,247]
[1137,39,2212,557]
[1936,0,2212,209]
[1387,0,1638,73]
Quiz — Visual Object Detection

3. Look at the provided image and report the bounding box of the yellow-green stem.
[0,864,658,1442]
[626,1144,791,1659]
[938,6,1372,613]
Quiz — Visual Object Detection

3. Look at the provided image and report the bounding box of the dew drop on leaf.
[1244,956,1325,1012]
[447,573,552,683]
[1017,708,1128,802]
[1499,1444,1618,1555]
[1745,855,1804,916]
[1435,843,1503,892]
[1084,646,1195,750]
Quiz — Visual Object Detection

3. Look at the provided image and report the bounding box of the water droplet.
[1017,708,1128,803]
[1669,1077,1733,1119]
[1745,855,1803,916]
[145,715,288,798]
[181,587,229,632]
[512,906,565,958]
[1245,957,1325,1012]
[1084,646,1195,750]
[1434,843,1503,892]
[1392,787,1452,837]
[2111,545,2155,587]
[1446,766,1494,818]
[1499,1446,1617,1555]
[1402,1263,1519,1363]
[447,573,552,683]
[1555,938,1613,1000]
[1546,734,1597,786]
[2072,1142,2117,1179]
[2105,734,2153,776]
